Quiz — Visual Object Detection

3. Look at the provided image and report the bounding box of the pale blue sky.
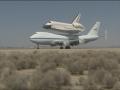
[0,1,120,48]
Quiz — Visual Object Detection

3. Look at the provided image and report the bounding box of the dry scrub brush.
[84,52,120,90]
[7,51,38,70]
[4,73,29,90]
[30,69,71,90]
[0,50,120,90]
[0,59,16,83]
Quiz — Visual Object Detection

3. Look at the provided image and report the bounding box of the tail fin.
[72,14,80,24]
[88,22,101,36]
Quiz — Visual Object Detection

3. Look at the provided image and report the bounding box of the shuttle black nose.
[43,25,51,29]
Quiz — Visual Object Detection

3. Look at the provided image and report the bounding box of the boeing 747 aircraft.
[43,14,85,33]
[30,22,101,49]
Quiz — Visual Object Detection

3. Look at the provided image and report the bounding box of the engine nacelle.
[72,23,81,28]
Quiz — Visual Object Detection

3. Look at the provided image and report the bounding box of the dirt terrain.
[1,48,120,53]
[0,48,120,90]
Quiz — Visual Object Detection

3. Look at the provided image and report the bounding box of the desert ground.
[0,48,120,90]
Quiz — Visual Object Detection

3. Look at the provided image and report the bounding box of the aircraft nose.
[29,34,34,39]
[43,22,51,29]
[46,22,51,26]
[29,34,36,40]
[29,34,37,43]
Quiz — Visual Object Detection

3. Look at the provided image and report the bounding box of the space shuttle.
[43,14,85,33]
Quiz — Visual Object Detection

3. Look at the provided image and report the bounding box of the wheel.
[36,44,40,49]
[65,46,71,49]
[60,46,63,49]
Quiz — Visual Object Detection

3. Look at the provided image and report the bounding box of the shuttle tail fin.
[72,14,80,24]
[88,22,101,36]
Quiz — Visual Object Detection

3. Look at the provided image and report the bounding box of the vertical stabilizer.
[88,22,101,36]
[72,14,81,24]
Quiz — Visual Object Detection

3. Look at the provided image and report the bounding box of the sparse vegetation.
[7,52,38,70]
[4,73,29,90]
[113,81,120,90]
[31,69,71,90]
[0,49,120,90]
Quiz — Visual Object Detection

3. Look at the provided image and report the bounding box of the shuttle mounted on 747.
[30,22,101,49]
[43,14,85,34]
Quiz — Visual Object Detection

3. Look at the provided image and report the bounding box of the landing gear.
[60,46,63,49]
[65,46,71,49]
[59,45,71,49]
[36,44,40,49]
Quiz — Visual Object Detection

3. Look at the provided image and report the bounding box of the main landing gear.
[60,46,63,49]
[60,46,71,49]
[36,44,40,49]
[65,46,71,49]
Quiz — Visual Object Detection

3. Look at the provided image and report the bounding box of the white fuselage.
[43,21,85,33]
[30,32,68,45]
[30,32,99,47]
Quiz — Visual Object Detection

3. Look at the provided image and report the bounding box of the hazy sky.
[0,1,120,48]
